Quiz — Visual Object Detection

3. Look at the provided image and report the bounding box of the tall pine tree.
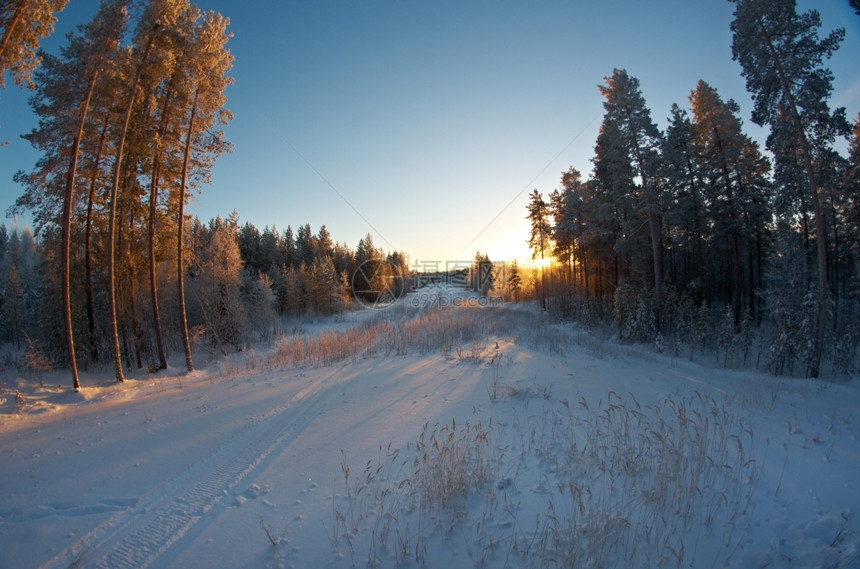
[730,0,850,377]
[597,69,665,333]
[12,0,128,389]
[526,189,551,309]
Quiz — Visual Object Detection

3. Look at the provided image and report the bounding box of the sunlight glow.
[528,256,554,270]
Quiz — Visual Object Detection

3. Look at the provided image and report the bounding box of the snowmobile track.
[39,366,347,569]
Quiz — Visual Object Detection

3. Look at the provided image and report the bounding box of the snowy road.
[82,364,347,569]
[1,335,496,568]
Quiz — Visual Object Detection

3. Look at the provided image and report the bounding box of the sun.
[524,256,553,270]
[537,256,554,269]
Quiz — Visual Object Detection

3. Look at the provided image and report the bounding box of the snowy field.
[1,284,859,569]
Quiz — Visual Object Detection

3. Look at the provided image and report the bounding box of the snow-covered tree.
[275,263,305,315]
[661,102,706,297]
[0,0,68,89]
[242,270,277,342]
[730,0,850,377]
[12,0,128,388]
[526,189,550,309]
[470,252,494,296]
[506,259,522,302]
[846,114,860,265]
[174,5,233,371]
[191,215,247,353]
[306,256,331,313]
[689,79,772,325]
[597,69,665,333]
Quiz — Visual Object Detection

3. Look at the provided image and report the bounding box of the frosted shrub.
[614,282,657,343]
[717,303,736,366]
[832,320,860,375]
[763,284,817,375]
[22,332,52,387]
[242,271,279,342]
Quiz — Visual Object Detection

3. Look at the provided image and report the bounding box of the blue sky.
[1,0,858,267]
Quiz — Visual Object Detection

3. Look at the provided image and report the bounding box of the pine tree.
[846,114,860,264]
[4,263,24,349]
[277,264,304,315]
[174,6,233,371]
[316,225,334,261]
[597,69,665,332]
[506,259,522,302]
[260,226,283,273]
[730,0,850,377]
[589,121,632,299]
[12,0,128,389]
[295,223,316,268]
[144,2,194,373]
[470,252,494,296]
[238,222,262,272]
[282,226,296,268]
[81,76,119,364]
[0,0,68,89]
[662,102,707,297]
[104,1,166,382]
[526,189,550,309]
[690,79,772,325]
[549,188,573,289]
[552,168,587,293]
[242,270,277,341]
[308,255,337,314]
[191,215,246,353]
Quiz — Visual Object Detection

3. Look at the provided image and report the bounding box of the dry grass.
[216,304,562,379]
[410,419,496,512]
[330,420,498,568]
[527,391,758,568]
[330,389,759,568]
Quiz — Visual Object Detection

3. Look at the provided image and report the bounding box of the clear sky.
[1,0,858,268]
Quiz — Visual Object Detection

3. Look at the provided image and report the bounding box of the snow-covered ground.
[1,285,858,569]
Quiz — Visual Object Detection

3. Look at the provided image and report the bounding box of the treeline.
[520,2,859,377]
[0,217,408,379]
[235,221,409,314]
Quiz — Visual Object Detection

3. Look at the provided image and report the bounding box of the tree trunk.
[628,124,663,334]
[84,97,114,363]
[61,70,98,390]
[177,89,199,372]
[129,260,143,370]
[0,0,25,62]
[148,80,174,372]
[829,187,840,331]
[106,35,155,382]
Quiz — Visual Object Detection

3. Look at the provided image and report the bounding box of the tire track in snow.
[38,364,350,569]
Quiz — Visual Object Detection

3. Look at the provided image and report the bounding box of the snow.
[1,285,859,569]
